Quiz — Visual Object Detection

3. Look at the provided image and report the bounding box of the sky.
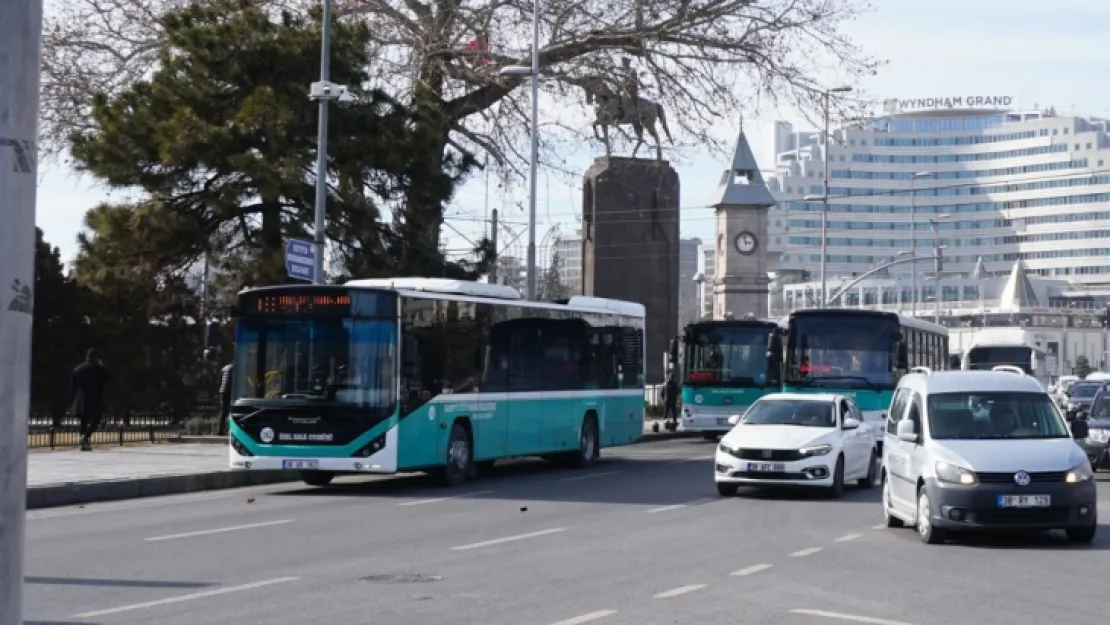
[34,0,1110,266]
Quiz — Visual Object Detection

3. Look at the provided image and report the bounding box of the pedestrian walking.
[69,348,110,451]
[663,371,679,429]
[217,361,234,436]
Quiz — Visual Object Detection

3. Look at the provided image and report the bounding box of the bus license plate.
[997,495,1050,508]
[717,418,728,425]
[282,460,319,470]
[747,463,785,472]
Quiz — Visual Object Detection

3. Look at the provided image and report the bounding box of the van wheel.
[882,474,904,528]
[441,422,472,487]
[827,456,845,498]
[916,487,946,544]
[858,449,878,489]
[1066,525,1097,544]
[568,414,600,468]
[301,471,334,487]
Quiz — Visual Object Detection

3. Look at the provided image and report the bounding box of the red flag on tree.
[464,33,489,66]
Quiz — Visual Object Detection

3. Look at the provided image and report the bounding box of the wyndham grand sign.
[883,95,1013,113]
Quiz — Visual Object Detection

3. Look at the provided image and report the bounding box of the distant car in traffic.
[1075,388,1110,470]
[714,393,880,498]
[881,366,1097,545]
[1064,380,1107,420]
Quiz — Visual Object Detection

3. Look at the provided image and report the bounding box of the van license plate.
[747,463,785,472]
[997,495,1050,508]
[282,460,319,470]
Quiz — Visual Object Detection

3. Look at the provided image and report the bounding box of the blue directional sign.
[284,239,316,282]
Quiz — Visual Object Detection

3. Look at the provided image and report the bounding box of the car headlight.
[799,444,832,457]
[1089,428,1110,443]
[934,460,977,485]
[1066,460,1094,483]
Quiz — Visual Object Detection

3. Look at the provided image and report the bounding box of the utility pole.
[0,2,44,623]
[309,0,336,285]
[489,209,499,284]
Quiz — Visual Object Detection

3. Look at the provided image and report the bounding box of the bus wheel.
[569,414,600,469]
[301,471,334,487]
[441,421,472,487]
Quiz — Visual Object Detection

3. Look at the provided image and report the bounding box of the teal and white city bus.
[227,278,646,487]
[670,318,783,440]
[781,309,948,449]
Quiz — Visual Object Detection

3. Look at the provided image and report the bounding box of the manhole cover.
[360,574,443,584]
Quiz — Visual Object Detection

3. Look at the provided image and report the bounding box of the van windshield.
[926,392,1069,440]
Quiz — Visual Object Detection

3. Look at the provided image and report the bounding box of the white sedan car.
[714,393,880,498]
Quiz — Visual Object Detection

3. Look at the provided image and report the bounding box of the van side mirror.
[1071,419,1089,439]
[896,419,918,442]
[896,343,908,370]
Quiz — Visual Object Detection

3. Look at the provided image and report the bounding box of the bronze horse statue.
[581,77,673,160]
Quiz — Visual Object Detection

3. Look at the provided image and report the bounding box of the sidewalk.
[26,420,696,510]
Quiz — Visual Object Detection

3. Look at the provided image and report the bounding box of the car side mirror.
[896,419,918,443]
[727,414,741,426]
[1071,419,1090,439]
[842,417,860,430]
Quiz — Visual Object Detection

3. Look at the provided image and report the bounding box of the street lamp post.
[817,86,852,307]
[929,213,951,323]
[909,171,932,315]
[499,0,541,300]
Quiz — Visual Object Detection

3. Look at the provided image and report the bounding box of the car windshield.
[1070,384,1100,399]
[741,399,835,428]
[683,323,774,386]
[926,392,1069,440]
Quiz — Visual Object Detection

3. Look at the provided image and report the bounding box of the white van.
[880,366,1097,545]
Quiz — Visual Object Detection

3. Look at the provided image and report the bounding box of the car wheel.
[882,474,903,528]
[716,482,739,497]
[916,487,946,545]
[858,449,878,489]
[827,455,845,499]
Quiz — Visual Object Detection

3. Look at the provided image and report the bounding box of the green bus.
[666,318,784,440]
[227,278,646,487]
[781,308,948,450]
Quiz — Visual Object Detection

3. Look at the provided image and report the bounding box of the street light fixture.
[498,0,541,299]
[815,85,853,307]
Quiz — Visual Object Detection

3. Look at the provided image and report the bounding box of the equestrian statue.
[581,59,674,160]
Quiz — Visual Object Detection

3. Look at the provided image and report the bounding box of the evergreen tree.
[540,251,568,302]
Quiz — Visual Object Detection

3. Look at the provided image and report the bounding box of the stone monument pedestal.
[581,156,680,385]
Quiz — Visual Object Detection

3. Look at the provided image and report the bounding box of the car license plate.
[282,460,319,470]
[717,418,728,425]
[997,494,1051,508]
[746,462,785,472]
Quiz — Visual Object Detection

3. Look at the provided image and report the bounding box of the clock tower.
[709,129,776,319]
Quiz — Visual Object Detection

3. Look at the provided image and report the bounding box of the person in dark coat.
[70,348,110,451]
[663,371,679,427]
[217,362,234,436]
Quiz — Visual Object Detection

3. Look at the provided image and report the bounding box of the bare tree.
[42,0,879,242]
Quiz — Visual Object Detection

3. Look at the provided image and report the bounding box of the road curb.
[29,428,704,509]
[26,469,301,510]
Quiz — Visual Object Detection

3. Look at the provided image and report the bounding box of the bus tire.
[301,471,334,487]
[569,413,600,469]
[441,421,473,487]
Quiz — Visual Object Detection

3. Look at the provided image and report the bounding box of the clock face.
[735,231,758,255]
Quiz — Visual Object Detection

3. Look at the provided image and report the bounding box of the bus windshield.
[683,323,774,387]
[967,346,1032,374]
[786,314,898,388]
[233,317,397,414]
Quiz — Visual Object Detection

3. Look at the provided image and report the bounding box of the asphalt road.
[23,438,1110,625]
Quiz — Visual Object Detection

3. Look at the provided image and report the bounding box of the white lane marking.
[144,520,294,542]
[653,584,706,598]
[71,577,299,618]
[790,608,917,625]
[871,523,887,530]
[789,547,823,558]
[562,471,624,482]
[451,527,568,551]
[835,533,862,542]
[644,498,712,514]
[731,563,772,576]
[549,610,619,624]
[398,490,493,506]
